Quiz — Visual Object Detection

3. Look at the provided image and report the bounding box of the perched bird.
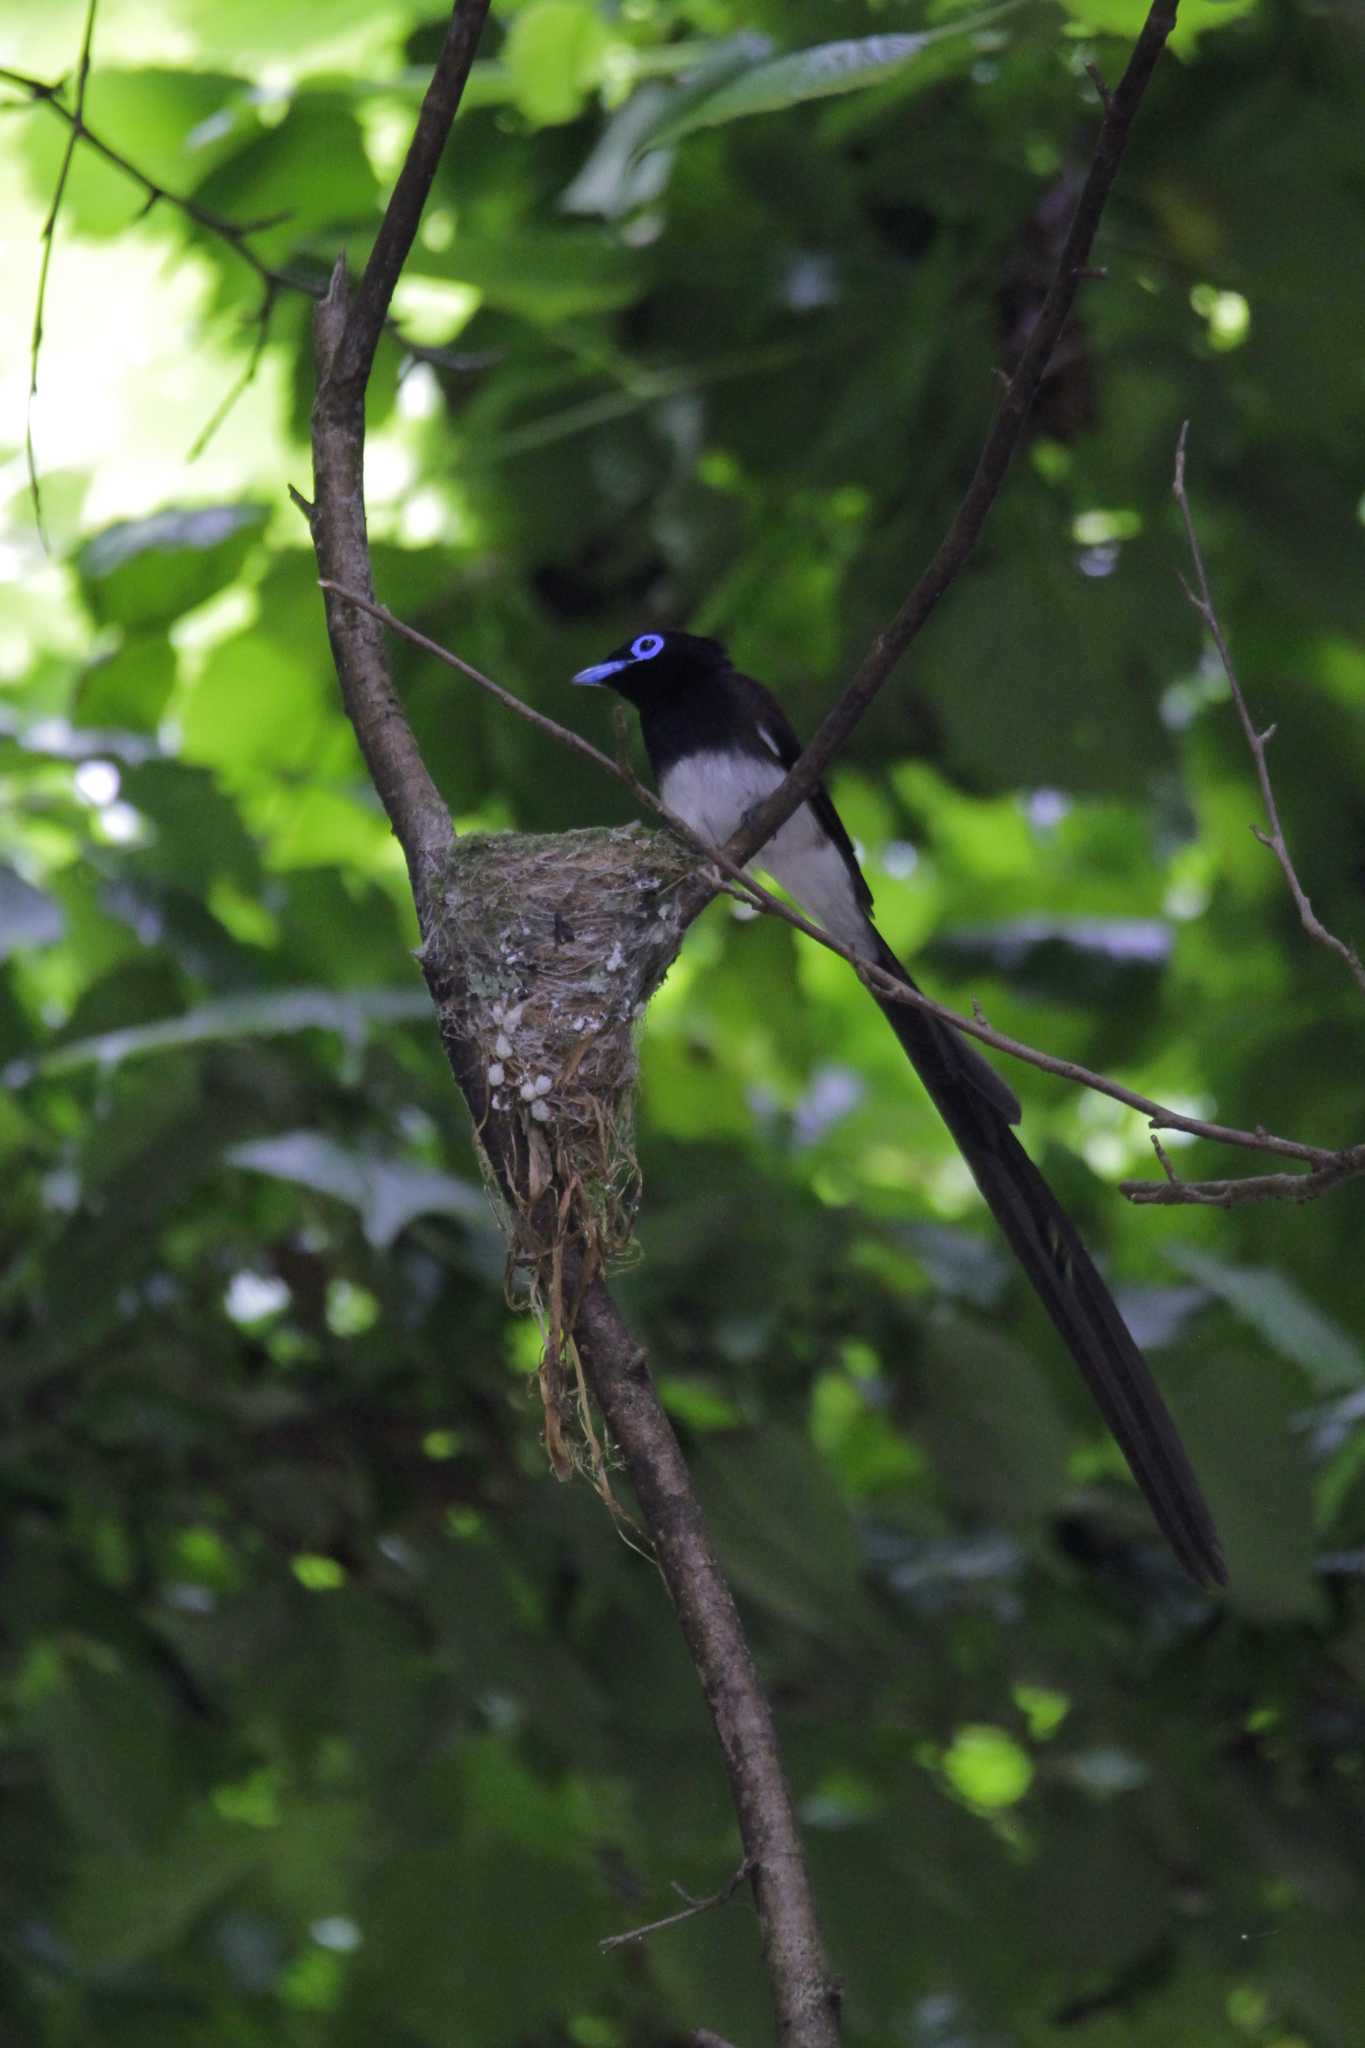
[574,629,1226,1589]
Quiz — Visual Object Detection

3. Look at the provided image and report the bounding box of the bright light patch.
[364,437,417,505]
[1026,787,1070,831]
[326,1278,379,1337]
[390,277,480,346]
[1190,283,1251,351]
[941,1724,1033,1809]
[1164,876,1210,921]
[420,207,456,253]
[1081,1131,1127,1178]
[883,840,919,879]
[292,1554,346,1592]
[171,584,256,659]
[74,760,120,807]
[1072,508,1141,547]
[398,364,442,422]
[224,1271,290,1324]
[311,1917,363,1954]
[97,802,147,846]
[398,488,448,545]
[1013,1683,1070,1740]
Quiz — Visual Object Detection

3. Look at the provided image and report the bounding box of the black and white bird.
[574,628,1226,1589]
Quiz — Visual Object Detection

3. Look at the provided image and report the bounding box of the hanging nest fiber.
[419,823,699,1477]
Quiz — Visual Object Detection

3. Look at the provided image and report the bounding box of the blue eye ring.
[630,633,664,661]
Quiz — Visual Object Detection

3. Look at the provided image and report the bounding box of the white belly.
[659,749,874,959]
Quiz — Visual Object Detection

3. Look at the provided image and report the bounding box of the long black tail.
[872,939,1226,1588]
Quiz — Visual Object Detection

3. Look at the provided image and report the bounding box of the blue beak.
[572,659,629,686]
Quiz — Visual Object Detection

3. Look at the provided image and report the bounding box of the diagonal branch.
[305,10,841,2043]
[1,54,489,477]
[601,1860,753,1954]
[322,580,1365,1204]
[1173,422,1365,998]
[719,0,1181,888]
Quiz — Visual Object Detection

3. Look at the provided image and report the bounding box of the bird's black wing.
[730,669,875,919]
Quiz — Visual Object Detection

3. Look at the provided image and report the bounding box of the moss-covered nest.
[421,822,699,1469]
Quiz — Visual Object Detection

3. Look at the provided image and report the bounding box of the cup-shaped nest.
[424,823,699,1289]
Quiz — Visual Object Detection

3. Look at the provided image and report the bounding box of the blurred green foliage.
[2,0,1365,2043]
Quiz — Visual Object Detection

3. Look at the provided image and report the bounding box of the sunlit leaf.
[639,22,997,150]
[75,504,268,630]
[502,0,610,126]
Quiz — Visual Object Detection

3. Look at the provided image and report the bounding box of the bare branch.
[0,54,485,470]
[307,14,842,2042]
[1173,423,1365,997]
[320,0,492,409]
[309,266,452,882]
[576,1280,840,2046]
[1121,1134,1365,1209]
[326,583,1364,1201]
[24,0,98,549]
[720,0,1181,886]
[187,278,279,461]
[600,1859,753,1953]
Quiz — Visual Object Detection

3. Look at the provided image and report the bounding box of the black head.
[572,629,730,707]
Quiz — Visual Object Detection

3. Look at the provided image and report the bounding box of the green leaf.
[5,986,432,1084]
[227,1130,488,1248]
[189,92,379,261]
[502,0,610,126]
[423,228,646,323]
[0,866,64,960]
[1172,1249,1365,1392]
[641,22,997,150]
[1056,0,1259,54]
[75,504,268,630]
[61,1820,265,1969]
[72,632,177,732]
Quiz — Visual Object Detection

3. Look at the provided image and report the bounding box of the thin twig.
[24,0,98,549]
[0,56,486,478]
[187,278,279,460]
[321,581,1365,1196]
[1173,422,1365,998]
[600,1860,753,1953]
[1120,1152,1365,1207]
[718,0,1181,891]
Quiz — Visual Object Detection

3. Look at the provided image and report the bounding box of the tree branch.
[0,53,489,476]
[1173,421,1365,999]
[600,1861,752,1954]
[321,581,1365,1205]
[305,11,841,2042]
[717,0,1181,887]
[320,0,492,409]
[576,1279,839,2045]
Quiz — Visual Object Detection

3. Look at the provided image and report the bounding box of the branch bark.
[716,0,1181,890]
[305,8,840,2042]
[322,580,1365,1206]
[1173,422,1365,999]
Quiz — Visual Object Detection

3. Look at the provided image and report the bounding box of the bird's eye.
[630,633,664,661]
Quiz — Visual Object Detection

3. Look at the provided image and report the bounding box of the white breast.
[659,749,875,959]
